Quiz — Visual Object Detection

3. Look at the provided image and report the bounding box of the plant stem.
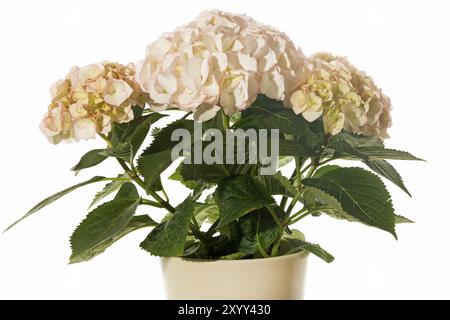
[181,111,192,120]
[279,196,289,211]
[288,206,334,225]
[98,133,112,147]
[222,110,230,129]
[265,205,285,257]
[256,236,269,258]
[117,158,175,213]
[280,168,296,210]
[285,193,301,216]
[161,187,169,202]
[98,133,175,213]
[204,220,219,239]
[305,163,318,178]
[295,157,302,187]
[266,205,282,227]
[289,212,312,224]
[318,157,335,166]
[271,236,282,257]
[103,177,130,182]
[288,207,308,221]
[140,198,164,208]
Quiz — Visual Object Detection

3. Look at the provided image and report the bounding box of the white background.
[0,0,449,299]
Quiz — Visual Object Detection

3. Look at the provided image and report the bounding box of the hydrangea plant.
[6,10,422,263]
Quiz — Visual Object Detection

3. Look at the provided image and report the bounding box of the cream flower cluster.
[136,10,306,121]
[41,11,393,143]
[40,62,144,144]
[288,53,392,137]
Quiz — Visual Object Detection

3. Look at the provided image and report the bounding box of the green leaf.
[304,187,415,227]
[256,172,297,197]
[357,147,424,161]
[169,163,202,190]
[89,175,130,209]
[237,209,282,256]
[365,159,411,197]
[70,215,156,263]
[278,139,310,157]
[303,186,360,221]
[194,203,220,225]
[140,196,194,257]
[281,233,334,263]
[99,142,132,162]
[150,176,163,191]
[215,176,274,228]
[335,132,384,148]
[138,119,194,187]
[180,163,233,183]
[69,183,141,263]
[235,95,324,157]
[5,176,108,231]
[71,149,107,173]
[394,214,414,224]
[329,138,370,161]
[111,112,166,146]
[303,186,344,212]
[177,131,256,183]
[138,149,174,187]
[329,132,418,196]
[303,167,397,238]
[140,119,194,155]
[105,112,167,163]
[237,95,307,135]
[108,114,165,163]
[278,156,294,169]
[312,165,341,178]
[330,132,423,162]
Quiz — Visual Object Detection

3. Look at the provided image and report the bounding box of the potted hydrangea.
[6,10,422,300]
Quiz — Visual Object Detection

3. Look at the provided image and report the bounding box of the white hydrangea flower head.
[136,10,307,121]
[41,62,145,144]
[288,52,392,138]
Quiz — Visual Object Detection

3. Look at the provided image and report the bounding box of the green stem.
[140,198,164,208]
[271,236,282,257]
[318,157,335,166]
[266,205,282,227]
[289,212,311,224]
[256,236,269,258]
[222,110,230,129]
[285,157,307,216]
[295,157,302,187]
[189,223,208,244]
[103,177,130,182]
[117,158,175,213]
[204,220,219,239]
[98,133,175,213]
[300,163,312,175]
[288,206,334,225]
[98,133,112,147]
[305,164,318,179]
[161,187,169,202]
[285,193,302,216]
[181,111,192,120]
[279,196,289,211]
[289,207,308,221]
[265,205,285,257]
[280,169,296,210]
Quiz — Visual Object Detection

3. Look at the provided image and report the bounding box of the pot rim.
[161,251,309,264]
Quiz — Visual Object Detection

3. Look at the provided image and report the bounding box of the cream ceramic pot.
[161,252,308,300]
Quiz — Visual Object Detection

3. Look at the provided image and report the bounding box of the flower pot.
[161,252,308,300]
